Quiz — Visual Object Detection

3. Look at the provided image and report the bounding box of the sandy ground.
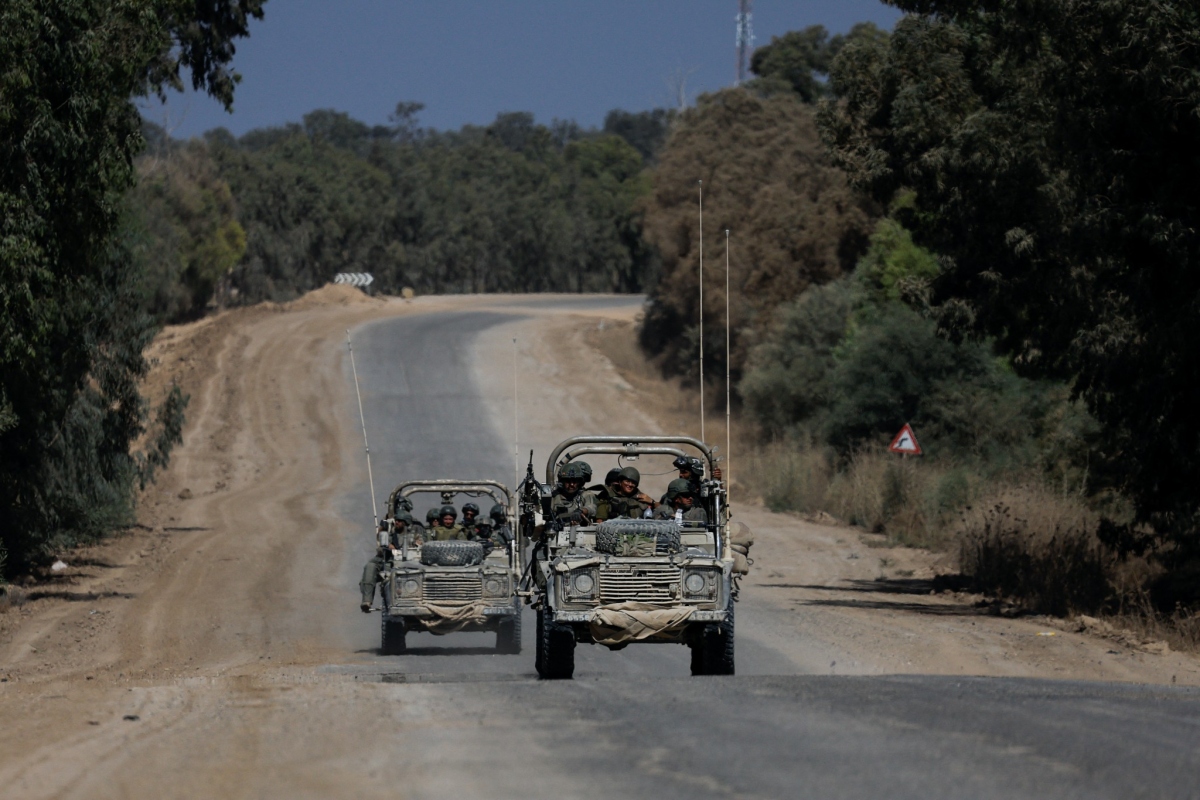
[0,288,1196,799]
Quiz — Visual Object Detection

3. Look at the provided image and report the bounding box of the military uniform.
[652,505,708,524]
[430,523,469,541]
[360,521,421,607]
[608,489,654,519]
[549,488,598,524]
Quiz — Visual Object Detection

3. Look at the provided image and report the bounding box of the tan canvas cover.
[420,601,490,633]
[589,602,695,646]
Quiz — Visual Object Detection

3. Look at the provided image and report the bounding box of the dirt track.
[1,289,1197,799]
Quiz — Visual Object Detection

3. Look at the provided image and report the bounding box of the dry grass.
[587,316,1200,651]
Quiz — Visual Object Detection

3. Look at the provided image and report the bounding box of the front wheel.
[381,614,407,655]
[496,597,522,654]
[690,600,734,676]
[536,608,575,679]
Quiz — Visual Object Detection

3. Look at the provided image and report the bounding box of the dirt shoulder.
[576,314,1200,685]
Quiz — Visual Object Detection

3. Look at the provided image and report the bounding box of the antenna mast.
[725,230,732,493]
[698,180,705,442]
[736,0,755,85]
[346,330,379,527]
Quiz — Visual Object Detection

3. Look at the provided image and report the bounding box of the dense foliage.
[130,106,666,314]
[638,89,876,384]
[820,1,1200,555]
[0,0,261,572]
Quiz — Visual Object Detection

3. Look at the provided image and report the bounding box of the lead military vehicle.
[378,480,522,655]
[520,436,746,679]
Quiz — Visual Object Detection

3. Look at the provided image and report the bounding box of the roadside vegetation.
[637,9,1200,643]
[4,0,1199,651]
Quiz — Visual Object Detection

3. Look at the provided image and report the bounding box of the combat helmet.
[439,504,457,519]
[558,460,593,483]
[425,508,440,525]
[462,502,480,516]
[618,466,641,486]
[665,478,694,501]
[490,503,506,522]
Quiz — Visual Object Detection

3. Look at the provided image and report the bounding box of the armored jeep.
[378,480,522,655]
[520,436,739,679]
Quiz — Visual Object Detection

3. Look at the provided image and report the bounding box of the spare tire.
[595,519,681,556]
[420,540,485,567]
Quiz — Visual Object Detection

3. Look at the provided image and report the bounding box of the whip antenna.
[346,330,379,527]
[513,337,519,493]
[698,180,705,441]
[725,229,732,493]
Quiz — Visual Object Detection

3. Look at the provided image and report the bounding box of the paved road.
[337,298,1200,799]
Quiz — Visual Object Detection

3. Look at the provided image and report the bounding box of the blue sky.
[143,0,902,138]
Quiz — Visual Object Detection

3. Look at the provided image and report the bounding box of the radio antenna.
[725,229,732,492]
[513,337,519,493]
[346,330,379,527]
[698,179,706,442]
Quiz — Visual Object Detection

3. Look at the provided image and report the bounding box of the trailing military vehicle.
[520,436,751,679]
[377,480,522,655]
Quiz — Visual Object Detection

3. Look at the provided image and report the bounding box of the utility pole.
[735,0,754,85]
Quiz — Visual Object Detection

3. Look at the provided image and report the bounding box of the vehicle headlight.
[400,577,421,597]
[484,577,505,596]
[573,572,595,594]
[683,570,715,599]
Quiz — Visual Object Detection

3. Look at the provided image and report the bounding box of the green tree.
[0,0,263,572]
[640,88,877,382]
[750,23,889,101]
[820,1,1200,553]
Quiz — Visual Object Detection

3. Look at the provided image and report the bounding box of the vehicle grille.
[424,573,482,603]
[598,565,680,603]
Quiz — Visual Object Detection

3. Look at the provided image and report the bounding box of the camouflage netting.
[594,519,681,556]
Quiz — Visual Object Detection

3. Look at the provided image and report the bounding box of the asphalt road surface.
[335,298,1200,799]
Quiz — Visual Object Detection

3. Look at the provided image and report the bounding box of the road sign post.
[888,424,922,456]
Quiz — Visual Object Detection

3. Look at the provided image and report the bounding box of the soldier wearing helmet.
[488,503,513,546]
[461,502,481,534]
[608,466,657,519]
[360,511,423,612]
[653,479,708,524]
[590,467,623,521]
[430,504,469,541]
[425,507,441,530]
[550,460,598,524]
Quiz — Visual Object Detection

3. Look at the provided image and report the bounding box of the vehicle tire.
[420,540,485,567]
[536,608,575,679]
[594,519,681,555]
[496,597,522,654]
[381,614,407,655]
[691,600,734,675]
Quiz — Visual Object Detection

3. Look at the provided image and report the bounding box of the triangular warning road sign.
[888,423,922,455]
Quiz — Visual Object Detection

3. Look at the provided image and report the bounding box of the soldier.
[488,503,513,545]
[461,502,481,534]
[592,467,622,521]
[608,466,656,519]
[430,505,469,541]
[360,512,421,612]
[549,461,598,524]
[662,455,722,504]
[653,479,709,524]
[425,507,441,530]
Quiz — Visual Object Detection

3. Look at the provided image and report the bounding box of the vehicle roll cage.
[545,435,715,486]
[388,479,514,515]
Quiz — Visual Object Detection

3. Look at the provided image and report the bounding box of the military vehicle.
[520,436,744,679]
[377,480,521,655]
